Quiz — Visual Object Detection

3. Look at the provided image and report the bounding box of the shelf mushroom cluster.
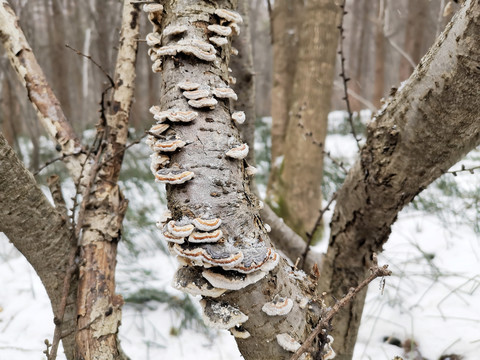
[142,3,289,343]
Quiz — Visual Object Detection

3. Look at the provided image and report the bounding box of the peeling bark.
[0,132,77,358]
[320,1,480,358]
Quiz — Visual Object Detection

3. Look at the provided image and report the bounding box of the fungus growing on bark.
[143,3,163,14]
[162,24,188,37]
[173,266,226,298]
[245,165,257,176]
[322,335,335,360]
[192,217,222,231]
[214,9,243,24]
[151,59,162,73]
[188,229,223,243]
[202,268,267,290]
[262,295,294,316]
[152,138,186,152]
[226,143,249,159]
[207,24,232,37]
[178,80,200,91]
[212,87,238,100]
[229,22,241,36]
[200,299,248,329]
[155,168,194,184]
[153,110,198,123]
[149,123,170,136]
[167,220,195,237]
[146,32,162,46]
[149,153,170,174]
[172,243,244,268]
[159,230,185,244]
[209,36,229,47]
[276,333,301,353]
[182,88,211,100]
[230,325,251,339]
[233,247,279,274]
[231,111,245,124]
[178,38,216,53]
[188,98,218,109]
[231,47,239,56]
[228,76,237,85]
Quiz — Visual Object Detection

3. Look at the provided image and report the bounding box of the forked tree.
[0,1,479,360]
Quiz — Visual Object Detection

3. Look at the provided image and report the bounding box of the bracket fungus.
[200,299,248,329]
[202,268,267,291]
[151,59,162,73]
[262,295,294,316]
[233,247,279,274]
[146,32,162,46]
[207,24,232,37]
[276,333,301,353]
[152,138,186,152]
[178,80,200,91]
[158,230,185,244]
[192,217,222,231]
[188,229,223,243]
[173,266,226,298]
[188,98,218,109]
[226,143,249,160]
[153,110,198,123]
[172,242,244,268]
[149,153,170,174]
[322,335,336,360]
[182,88,211,100]
[143,3,163,14]
[212,87,238,101]
[162,24,188,37]
[167,220,195,238]
[231,111,246,124]
[155,168,194,184]
[214,9,243,24]
[229,22,241,36]
[148,123,170,136]
[156,42,216,62]
[231,47,239,56]
[245,165,257,176]
[230,325,251,339]
[209,36,229,47]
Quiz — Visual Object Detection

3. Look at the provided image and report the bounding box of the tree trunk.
[268,0,341,243]
[0,132,78,358]
[320,1,480,358]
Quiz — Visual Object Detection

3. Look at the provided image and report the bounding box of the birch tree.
[0,1,479,360]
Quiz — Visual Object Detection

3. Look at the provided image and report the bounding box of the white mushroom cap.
[172,266,226,298]
[226,143,249,160]
[188,98,218,109]
[276,333,301,353]
[214,9,243,24]
[207,24,232,37]
[212,87,238,100]
[202,268,267,291]
[192,217,222,231]
[209,36,229,47]
[162,24,188,37]
[152,139,186,152]
[231,47,239,56]
[232,111,246,124]
[167,220,195,237]
[262,295,294,316]
[200,299,248,329]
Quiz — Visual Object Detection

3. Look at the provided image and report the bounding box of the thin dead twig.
[447,164,480,176]
[300,193,337,270]
[337,1,362,151]
[291,253,392,360]
[65,44,114,87]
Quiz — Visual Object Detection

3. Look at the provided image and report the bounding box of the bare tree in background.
[0,1,479,360]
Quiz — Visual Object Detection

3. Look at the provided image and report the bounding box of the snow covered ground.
[1,113,479,359]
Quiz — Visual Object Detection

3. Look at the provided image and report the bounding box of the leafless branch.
[65,44,114,87]
[291,254,392,360]
[300,193,337,270]
[337,0,362,151]
[34,153,79,176]
[447,164,480,175]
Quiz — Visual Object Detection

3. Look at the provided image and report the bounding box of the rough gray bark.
[320,1,480,358]
[150,1,326,359]
[0,132,77,358]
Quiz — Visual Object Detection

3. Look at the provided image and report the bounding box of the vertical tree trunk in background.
[373,0,386,107]
[268,0,302,165]
[349,0,367,111]
[320,2,480,358]
[268,0,341,243]
[399,0,428,80]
